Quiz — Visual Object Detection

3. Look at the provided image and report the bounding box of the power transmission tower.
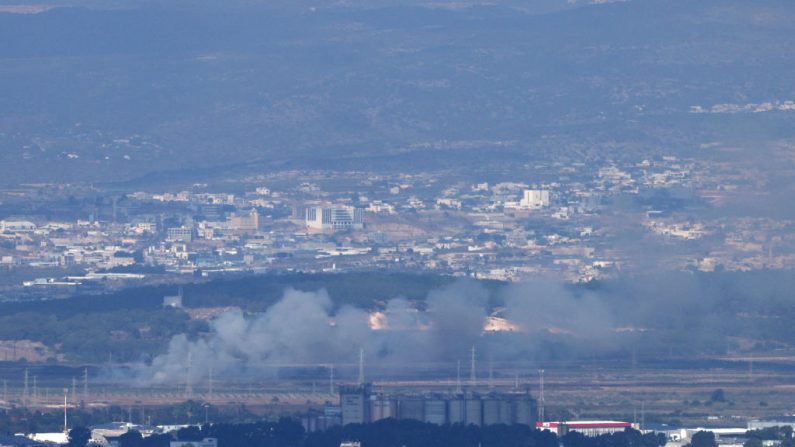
[357,348,365,386]
[538,369,545,423]
[470,346,476,387]
[83,368,89,403]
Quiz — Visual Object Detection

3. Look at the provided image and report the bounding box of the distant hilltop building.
[166,226,193,242]
[228,209,261,232]
[0,220,36,233]
[520,190,550,209]
[163,287,183,308]
[305,206,364,232]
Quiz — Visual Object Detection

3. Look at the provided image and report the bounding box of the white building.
[167,227,193,242]
[537,421,635,437]
[27,432,68,444]
[305,206,364,232]
[520,190,550,209]
[0,220,36,232]
[227,209,260,231]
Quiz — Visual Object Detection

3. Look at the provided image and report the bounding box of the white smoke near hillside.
[502,280,616,343]
[132,282,489,384]
[129,280,619,384]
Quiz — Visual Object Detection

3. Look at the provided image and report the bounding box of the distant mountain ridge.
[0,0,793,186]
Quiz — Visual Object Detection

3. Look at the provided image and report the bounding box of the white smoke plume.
[128,279,626,384]
[132,282,491,384]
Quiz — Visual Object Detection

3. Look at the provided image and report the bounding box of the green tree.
[118,430,144,447]
[710,389,726,403]
[691,431,718,447]
[67,427,92,447]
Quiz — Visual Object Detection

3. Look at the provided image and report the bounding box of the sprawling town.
[1,150,791,299]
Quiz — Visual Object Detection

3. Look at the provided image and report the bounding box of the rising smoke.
[142,282,492,384]
[125,270,795,384]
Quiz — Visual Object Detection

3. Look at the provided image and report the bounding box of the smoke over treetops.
[126,271,795,384]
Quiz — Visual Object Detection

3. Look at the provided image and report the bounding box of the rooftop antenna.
[72,377,77,405]
[538,369,545,423]
[470,346,476,387]
[357,348,365,386]
[63,388,69,434]
[455,360,462,394]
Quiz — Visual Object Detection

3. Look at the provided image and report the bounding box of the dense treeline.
[562,429,667,447]
[0,272,459,317]
[304,419,558,447]
[0,401,258,434]
[590,269,795,355]
[2,269,795,363]
[0,272,460,362]
[744,426,795,447]
[74,420,665,447]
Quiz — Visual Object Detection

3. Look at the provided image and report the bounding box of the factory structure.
[536,421,637,437]
[299,384,648,439]
[301,384,538,431]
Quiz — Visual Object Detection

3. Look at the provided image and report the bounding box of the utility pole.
[185,350,193,399]
[538,369,545,423]
[470,346,476,387]
[329,364,335,395]
[455,360,462,394]
[207,366,213,400]
[357,348,365,386]
[83,368,88,404]
[63,388,69,435]
[23,368,29,406]
[641,401,645,430]
[488,355,494,389]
